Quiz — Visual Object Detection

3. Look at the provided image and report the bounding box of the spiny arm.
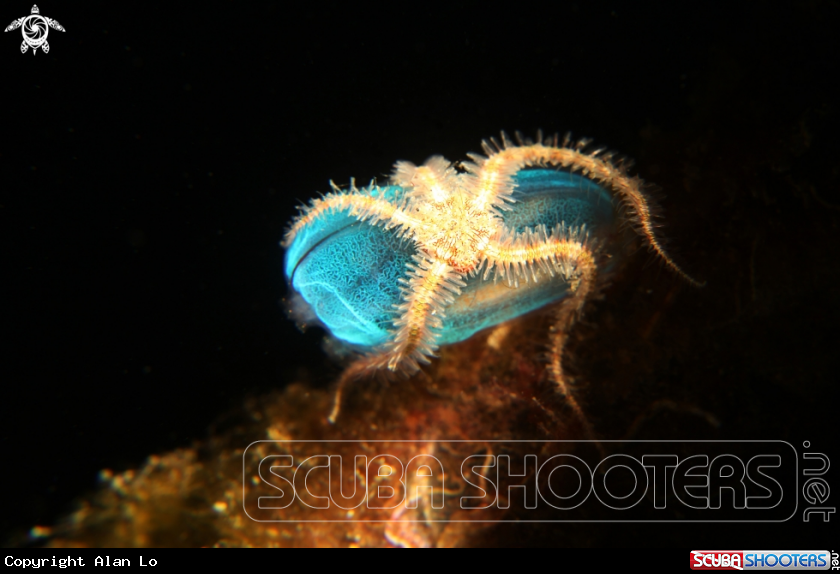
[489,225,602,443]
[484,219,602,445]
[467,133,703,287]
[546,240,600,448]
[282,184,421,247]
[378,255,466,374]
[391,155,460,204]
[481,223,592,292]
[484,223,600,429]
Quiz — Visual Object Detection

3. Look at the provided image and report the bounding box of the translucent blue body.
[284,169,616,350]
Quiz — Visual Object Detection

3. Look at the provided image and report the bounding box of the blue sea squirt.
[282,131,701,428]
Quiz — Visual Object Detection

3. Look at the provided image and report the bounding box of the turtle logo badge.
[4,5,65,55]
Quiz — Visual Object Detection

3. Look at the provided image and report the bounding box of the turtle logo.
[4,5,65,55]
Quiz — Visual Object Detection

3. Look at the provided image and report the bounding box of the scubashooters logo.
[4,5,65,54]
[242,440,812,522]
[690,550,831,570]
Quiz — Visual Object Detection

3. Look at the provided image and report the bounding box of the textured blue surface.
[284,169,616,350]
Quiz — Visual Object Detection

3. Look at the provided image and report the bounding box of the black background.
[2,2,838,546]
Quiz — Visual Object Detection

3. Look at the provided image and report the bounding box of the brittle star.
[283,131,702,431]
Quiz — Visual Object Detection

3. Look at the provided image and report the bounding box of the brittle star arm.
[327,254,465,423]
[381,255,466,373]
[483,228,600,444]
[391,156,459,204]
[467,134,704,287]
[282,186,423,247]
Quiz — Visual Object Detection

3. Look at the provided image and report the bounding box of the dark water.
[2,3,837,546]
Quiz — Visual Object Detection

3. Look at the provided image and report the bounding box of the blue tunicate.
[284,168,616,350]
